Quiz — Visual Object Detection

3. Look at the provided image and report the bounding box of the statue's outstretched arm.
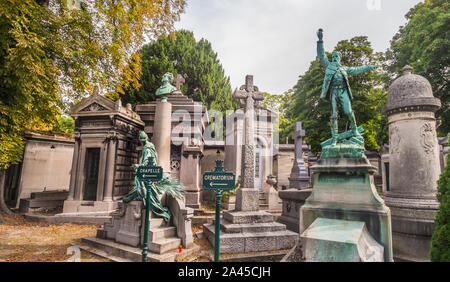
[316,29,329,68]
[346,65,377,76]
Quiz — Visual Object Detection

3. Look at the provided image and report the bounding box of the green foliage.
[261,90,294,144]
[0,0,185,170]
[53,116,75,135]
[222,182,239,201]
[430,156,450,262]
[386,0,449,135]
[288,36,388,153]
[122,30,237,114]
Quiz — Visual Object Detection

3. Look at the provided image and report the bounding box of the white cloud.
[175,0,422,94]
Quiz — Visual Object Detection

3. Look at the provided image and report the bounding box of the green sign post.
[137,157,163,262]
[202,160,236,262]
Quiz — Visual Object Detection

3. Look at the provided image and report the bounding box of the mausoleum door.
[255,143,263,191]
[83,148,100,201]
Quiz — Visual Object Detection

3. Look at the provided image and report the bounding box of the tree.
[430,156,450,262]
[0,0,186,170]
[0,0,185,215]
[122,30,237,114]
[288,36,388,153]
[261,90,294,144]
[386,0,449,135]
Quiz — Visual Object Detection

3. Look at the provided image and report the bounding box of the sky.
[174,0,423,94]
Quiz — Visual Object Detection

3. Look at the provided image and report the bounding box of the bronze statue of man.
[316,29,377,146]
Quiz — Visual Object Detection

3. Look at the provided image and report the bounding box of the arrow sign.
[202,160,235,192]
[137,162,163,182]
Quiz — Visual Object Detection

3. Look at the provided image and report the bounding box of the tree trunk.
[0,212,5,224]
[0,170,15,217]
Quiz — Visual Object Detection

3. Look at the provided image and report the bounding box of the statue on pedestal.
[316,29,377,157]
[156,72,177,102]
[119,131,184,222]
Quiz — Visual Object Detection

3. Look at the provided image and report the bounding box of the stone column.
[103,132,117,202]
[382,65,441,261]
[153,100,172,174]
[67,132,81,201]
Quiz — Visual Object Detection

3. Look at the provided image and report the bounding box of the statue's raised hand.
[317,28,324,41]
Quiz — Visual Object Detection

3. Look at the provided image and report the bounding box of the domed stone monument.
[382,65,441,261]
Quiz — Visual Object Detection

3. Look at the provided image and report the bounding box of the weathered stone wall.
[16,132,74,205]
[274,145,295,190]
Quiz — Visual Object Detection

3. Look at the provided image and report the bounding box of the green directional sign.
[203,160,235,191]
[137,158,163,182]
[202,159,236,263]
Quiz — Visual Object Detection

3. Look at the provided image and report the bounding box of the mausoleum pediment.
[70,90,117,115]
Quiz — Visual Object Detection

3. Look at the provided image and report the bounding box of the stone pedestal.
[301,218,384,262]
[300,157,393,262]
[180,145,203,208]
[153,100,172,173]
[382,66,441,261]
[277,189,312,233]
[203,210,297,254]
[235,188,259,212]
[97,200,194,255]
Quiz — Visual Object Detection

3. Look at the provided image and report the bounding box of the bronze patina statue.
[317,29,377,147]
[156,72,177,102]
[119,131,184,223]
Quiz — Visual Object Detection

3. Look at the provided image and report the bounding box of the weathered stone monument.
[289,122,310,189]
[135,74,208,208]
[61,87,144,215]
[278,122,312,232]
[224,76,279,211]
[285,29,393,262]
[382,65,442,261]
[203,75,297,255]
[82,102,196,262]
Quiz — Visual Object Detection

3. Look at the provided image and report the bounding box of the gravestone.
[382,66,441,261]
[234,75,265,211]
[278,122,312,232]
[289,122,310,188]
[203,75,297,255]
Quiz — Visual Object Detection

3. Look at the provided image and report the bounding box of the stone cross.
[233,75,265,189]
[173,74,185,94]
[289,122,310,189]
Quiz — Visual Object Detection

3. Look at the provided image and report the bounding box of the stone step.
[203,224,298,254]
[81,236,200,262]
[30,191,68,201]
[149,226,176,241]
[149,237,181,254]
[259,204,269,210]
[19,198,64,213]
[221,221,287,234]
[192,215,214,226]
[223,211,274,224]
[149,218,170,229]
